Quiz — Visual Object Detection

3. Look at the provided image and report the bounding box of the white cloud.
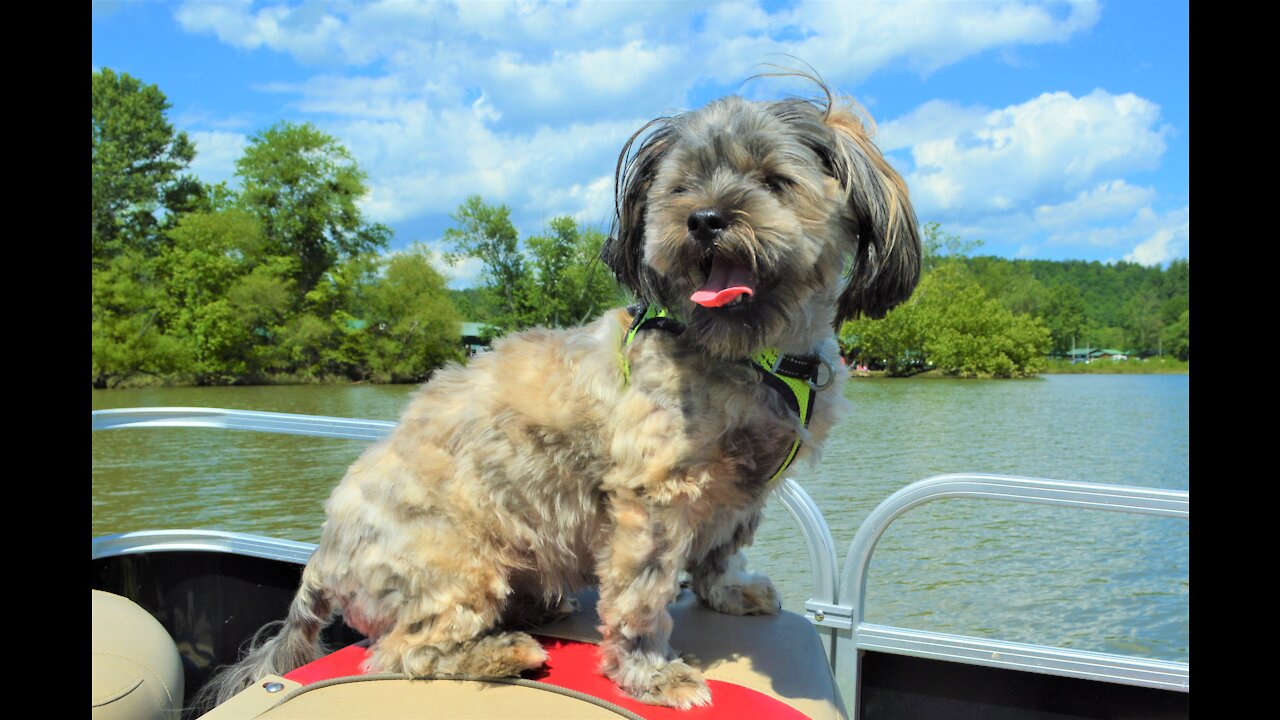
[877,100,989,153]
[174,0,1102,127]
[952,203,1189,267]
[168,0,1171,263]
[188,130,248,187]
[703,0,1100,84]
[888,90,1169,220]
[421,242,487,289]
[1033,180,1159,229]
[1125,208,1188,265]
[175,0,345,64]
[355,112,640,229]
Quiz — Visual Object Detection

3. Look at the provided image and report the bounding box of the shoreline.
[97,362,1189,389]
[849,365,1188,379]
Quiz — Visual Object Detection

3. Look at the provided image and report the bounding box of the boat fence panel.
[92,407,396,441]
[92,529,318,564]
[826,474,1189,717]
[774,478,841,663]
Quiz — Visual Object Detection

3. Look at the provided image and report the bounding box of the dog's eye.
[762,175,792,194]
[669,185,687,195]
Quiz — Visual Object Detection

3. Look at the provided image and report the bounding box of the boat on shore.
[92,407,1189,719]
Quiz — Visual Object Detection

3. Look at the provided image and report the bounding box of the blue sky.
[92,0,1188,287]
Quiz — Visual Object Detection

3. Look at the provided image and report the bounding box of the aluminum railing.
[93,408,1189,717]
[808,473,1190,715]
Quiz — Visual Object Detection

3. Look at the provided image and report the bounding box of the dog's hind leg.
[372,623,549,679]
[363,562,549,679]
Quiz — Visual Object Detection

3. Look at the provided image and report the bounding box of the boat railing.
[807,473,1189,713]
[93,407,1189,717]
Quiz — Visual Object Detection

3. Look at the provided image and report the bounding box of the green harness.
[620,304,824,486]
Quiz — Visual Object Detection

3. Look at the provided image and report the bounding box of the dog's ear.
[603,118,675,302]
[819,105,921,325]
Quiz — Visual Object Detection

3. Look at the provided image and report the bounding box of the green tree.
[361,246,463,382]
[157,209,282,383]
[840,296,926,375]
[916,265,1050,377]
[443,196,534,331]
[1122,289,1164,354]
[92,68,196,264]
[92,68,199,387]
[235,121,389,295]
[525,217,625,327]
[92,252,185,387]
[1039,284,1089,356]
[967,257,1046,316]
[226,258,298,375]
[840,251,1051,378]
[920,221,982,273]
[1161,309,1189,361]
[449,287,500,324]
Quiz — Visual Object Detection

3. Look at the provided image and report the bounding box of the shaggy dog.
[199,76,920,710]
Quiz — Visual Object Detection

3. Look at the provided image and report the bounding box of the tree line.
[92,68,622,388]
[93,68,1186,387]
[841,224,1189,377]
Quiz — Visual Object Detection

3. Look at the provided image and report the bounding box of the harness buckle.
[810,357,836,391]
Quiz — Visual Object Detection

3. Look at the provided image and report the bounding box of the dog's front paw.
[701,572,782,616]
[624,658,712,709]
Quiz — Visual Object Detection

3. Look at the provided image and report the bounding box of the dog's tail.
[190,562,335,713]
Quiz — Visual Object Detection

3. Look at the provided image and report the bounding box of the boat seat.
[202,587,845,719]
[92,590,185,720]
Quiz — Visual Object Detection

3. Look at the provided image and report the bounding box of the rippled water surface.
[92,374,1188,662]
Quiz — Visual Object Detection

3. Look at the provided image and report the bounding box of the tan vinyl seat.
[93,590,185,720]
[541,588,846,719]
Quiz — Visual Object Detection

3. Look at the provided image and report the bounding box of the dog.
[198,74,920,711]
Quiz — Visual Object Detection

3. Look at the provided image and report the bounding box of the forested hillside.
[839,225,1188,377]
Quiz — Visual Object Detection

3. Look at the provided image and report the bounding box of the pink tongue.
[690,258,756,307]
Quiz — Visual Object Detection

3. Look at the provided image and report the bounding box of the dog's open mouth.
[691,256,757,308]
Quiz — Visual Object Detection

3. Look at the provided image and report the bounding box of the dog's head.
[604,78,921,359]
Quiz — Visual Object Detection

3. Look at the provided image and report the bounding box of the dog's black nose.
[687,208,728,242]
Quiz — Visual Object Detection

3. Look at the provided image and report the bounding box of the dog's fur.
[197,76,920,711]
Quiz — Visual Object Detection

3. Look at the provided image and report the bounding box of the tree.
[1122,289,1164,354]
[525,217,625,327]
[967,257,1046,317]
[920,221,982,273]
[92,251,185,387]
[1161,309,1189,361]
[157,209,283,383]
[235,121,389,295]
[840,296,926,375]
[92,68,198,386]
[1039,284,1089,355]
[443,196,534,331]
[92,68,196,264]
[361,246,462,382]
[915,265,1050,377]
[840,252,1051,378]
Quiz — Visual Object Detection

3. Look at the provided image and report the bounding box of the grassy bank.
[1041,358,1188,374]
[93,370,437,390]
[850,358,1189,379]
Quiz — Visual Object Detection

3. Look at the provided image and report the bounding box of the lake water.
[92,374,1189,663]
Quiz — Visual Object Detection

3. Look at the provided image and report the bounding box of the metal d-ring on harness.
[620,304,832,486]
